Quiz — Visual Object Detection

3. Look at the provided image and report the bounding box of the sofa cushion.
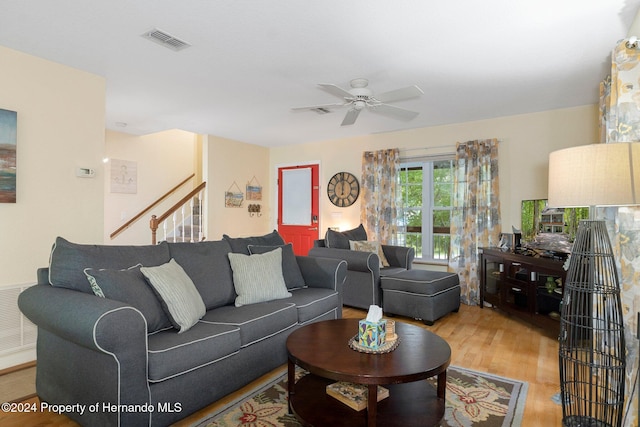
[147,322,240,383]
[223,230,285,255]
[200,301,298,347]
[288,287,340,324]
[141,259,206,333]
[325,224,367,249]
[168,240,236,310]
[380,269,460,294]
[248,243,306,290]
[349,240,390,268]
[83,264,172,333]
[380,267,408,277]
[49,237,171,293]
[228,248,292,307]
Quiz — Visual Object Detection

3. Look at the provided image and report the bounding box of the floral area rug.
[192,366,528,427]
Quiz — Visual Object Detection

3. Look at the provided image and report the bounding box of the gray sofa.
[18,232,346,427]
[308,225,414,309]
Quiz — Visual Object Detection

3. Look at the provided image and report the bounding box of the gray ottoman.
[381,269,460,325]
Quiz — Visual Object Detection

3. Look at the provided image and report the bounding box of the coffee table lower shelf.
[289,374,445,427]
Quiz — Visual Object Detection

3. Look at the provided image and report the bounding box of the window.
[397,158,454,262]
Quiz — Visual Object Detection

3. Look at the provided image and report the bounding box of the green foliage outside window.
[398,159,453,261]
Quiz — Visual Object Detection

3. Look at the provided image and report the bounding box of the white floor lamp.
[549,142,640,427]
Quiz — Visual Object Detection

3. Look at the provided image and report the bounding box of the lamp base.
[562,415,613,427]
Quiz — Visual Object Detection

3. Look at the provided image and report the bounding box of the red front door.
[278,164,319,255]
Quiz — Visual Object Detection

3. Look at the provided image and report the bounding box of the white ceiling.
[0,0,637,147]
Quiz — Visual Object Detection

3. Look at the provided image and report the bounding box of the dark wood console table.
[479,247,567,336]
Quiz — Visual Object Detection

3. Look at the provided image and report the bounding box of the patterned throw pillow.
[141,259,206,333]
[349,240,390,268]
[228,247,292,307]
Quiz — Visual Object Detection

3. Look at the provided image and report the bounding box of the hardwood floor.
[0,304,562,426]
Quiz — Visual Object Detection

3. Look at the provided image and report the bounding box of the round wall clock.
[327,172,360,207]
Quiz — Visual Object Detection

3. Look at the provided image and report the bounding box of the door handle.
[308,227,318,231]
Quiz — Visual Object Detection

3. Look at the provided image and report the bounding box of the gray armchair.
[308,227,414,309]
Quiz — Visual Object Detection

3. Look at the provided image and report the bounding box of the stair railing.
[110,174,196,240]
[150,181,206,245]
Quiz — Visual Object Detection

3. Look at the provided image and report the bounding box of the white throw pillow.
[349,240,390,268]
[228,247,292,307]
[141,259,206,333]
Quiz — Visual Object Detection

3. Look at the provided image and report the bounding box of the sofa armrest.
[19,284,148,352]
[18,284,151,425]
[308,247,379,273]
[382,245,415,269]
[296,256,347,292]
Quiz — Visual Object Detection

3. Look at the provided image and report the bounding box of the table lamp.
[548,142,640,427]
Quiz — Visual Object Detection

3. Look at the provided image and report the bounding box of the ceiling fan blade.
[291,102,346,111]
[375,85,424,103]
[341,108,361,126]
[370,103,419,121]
[318,83,354,100]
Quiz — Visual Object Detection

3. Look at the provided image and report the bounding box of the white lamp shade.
[548,142,640,207]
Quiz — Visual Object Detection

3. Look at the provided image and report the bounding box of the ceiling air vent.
[142,28,191,52]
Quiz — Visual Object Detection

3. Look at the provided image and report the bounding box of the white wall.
[270,105,599,239]
[0,46,105,368]
[105,129,198,245]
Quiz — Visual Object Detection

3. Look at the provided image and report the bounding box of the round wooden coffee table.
[286,318,451,427]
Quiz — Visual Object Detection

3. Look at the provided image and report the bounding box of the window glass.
[397,158,453,262]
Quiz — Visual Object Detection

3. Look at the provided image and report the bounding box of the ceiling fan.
[292,78,424,126]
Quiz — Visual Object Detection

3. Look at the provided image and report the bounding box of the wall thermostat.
[76,167,96,178]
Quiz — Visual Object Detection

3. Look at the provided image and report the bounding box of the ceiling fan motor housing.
[292,77,422,126]
[349,78,373,100]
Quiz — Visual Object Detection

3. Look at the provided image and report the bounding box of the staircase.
[163,196,203,243]
[150,181,206,244]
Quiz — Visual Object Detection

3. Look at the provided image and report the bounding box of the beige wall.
[0,46,106,286]
[204,135,271,239]
[105,129,198,245]
[0,47,105,368]
[270,105,599,239]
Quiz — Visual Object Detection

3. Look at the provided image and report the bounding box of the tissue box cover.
[358,319,387,349]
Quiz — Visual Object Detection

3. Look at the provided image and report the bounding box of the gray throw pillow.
[223,230,285,255]
[141,259,206,333]
[247,243,306,290]
[325,224,368,249]
[228,247,292,307]
[49,236,171,293]
[84,264,172,333]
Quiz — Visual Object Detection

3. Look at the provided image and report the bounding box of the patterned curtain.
[448,139,501,305]
[600,40,640,427]
[360,148,399,244]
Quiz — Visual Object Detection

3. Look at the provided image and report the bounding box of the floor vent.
[141,28,191,52]
[0,285,36,355]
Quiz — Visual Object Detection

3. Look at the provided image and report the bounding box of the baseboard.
[0,349,36,371]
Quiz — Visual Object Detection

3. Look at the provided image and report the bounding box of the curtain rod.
[401,144,454,152]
